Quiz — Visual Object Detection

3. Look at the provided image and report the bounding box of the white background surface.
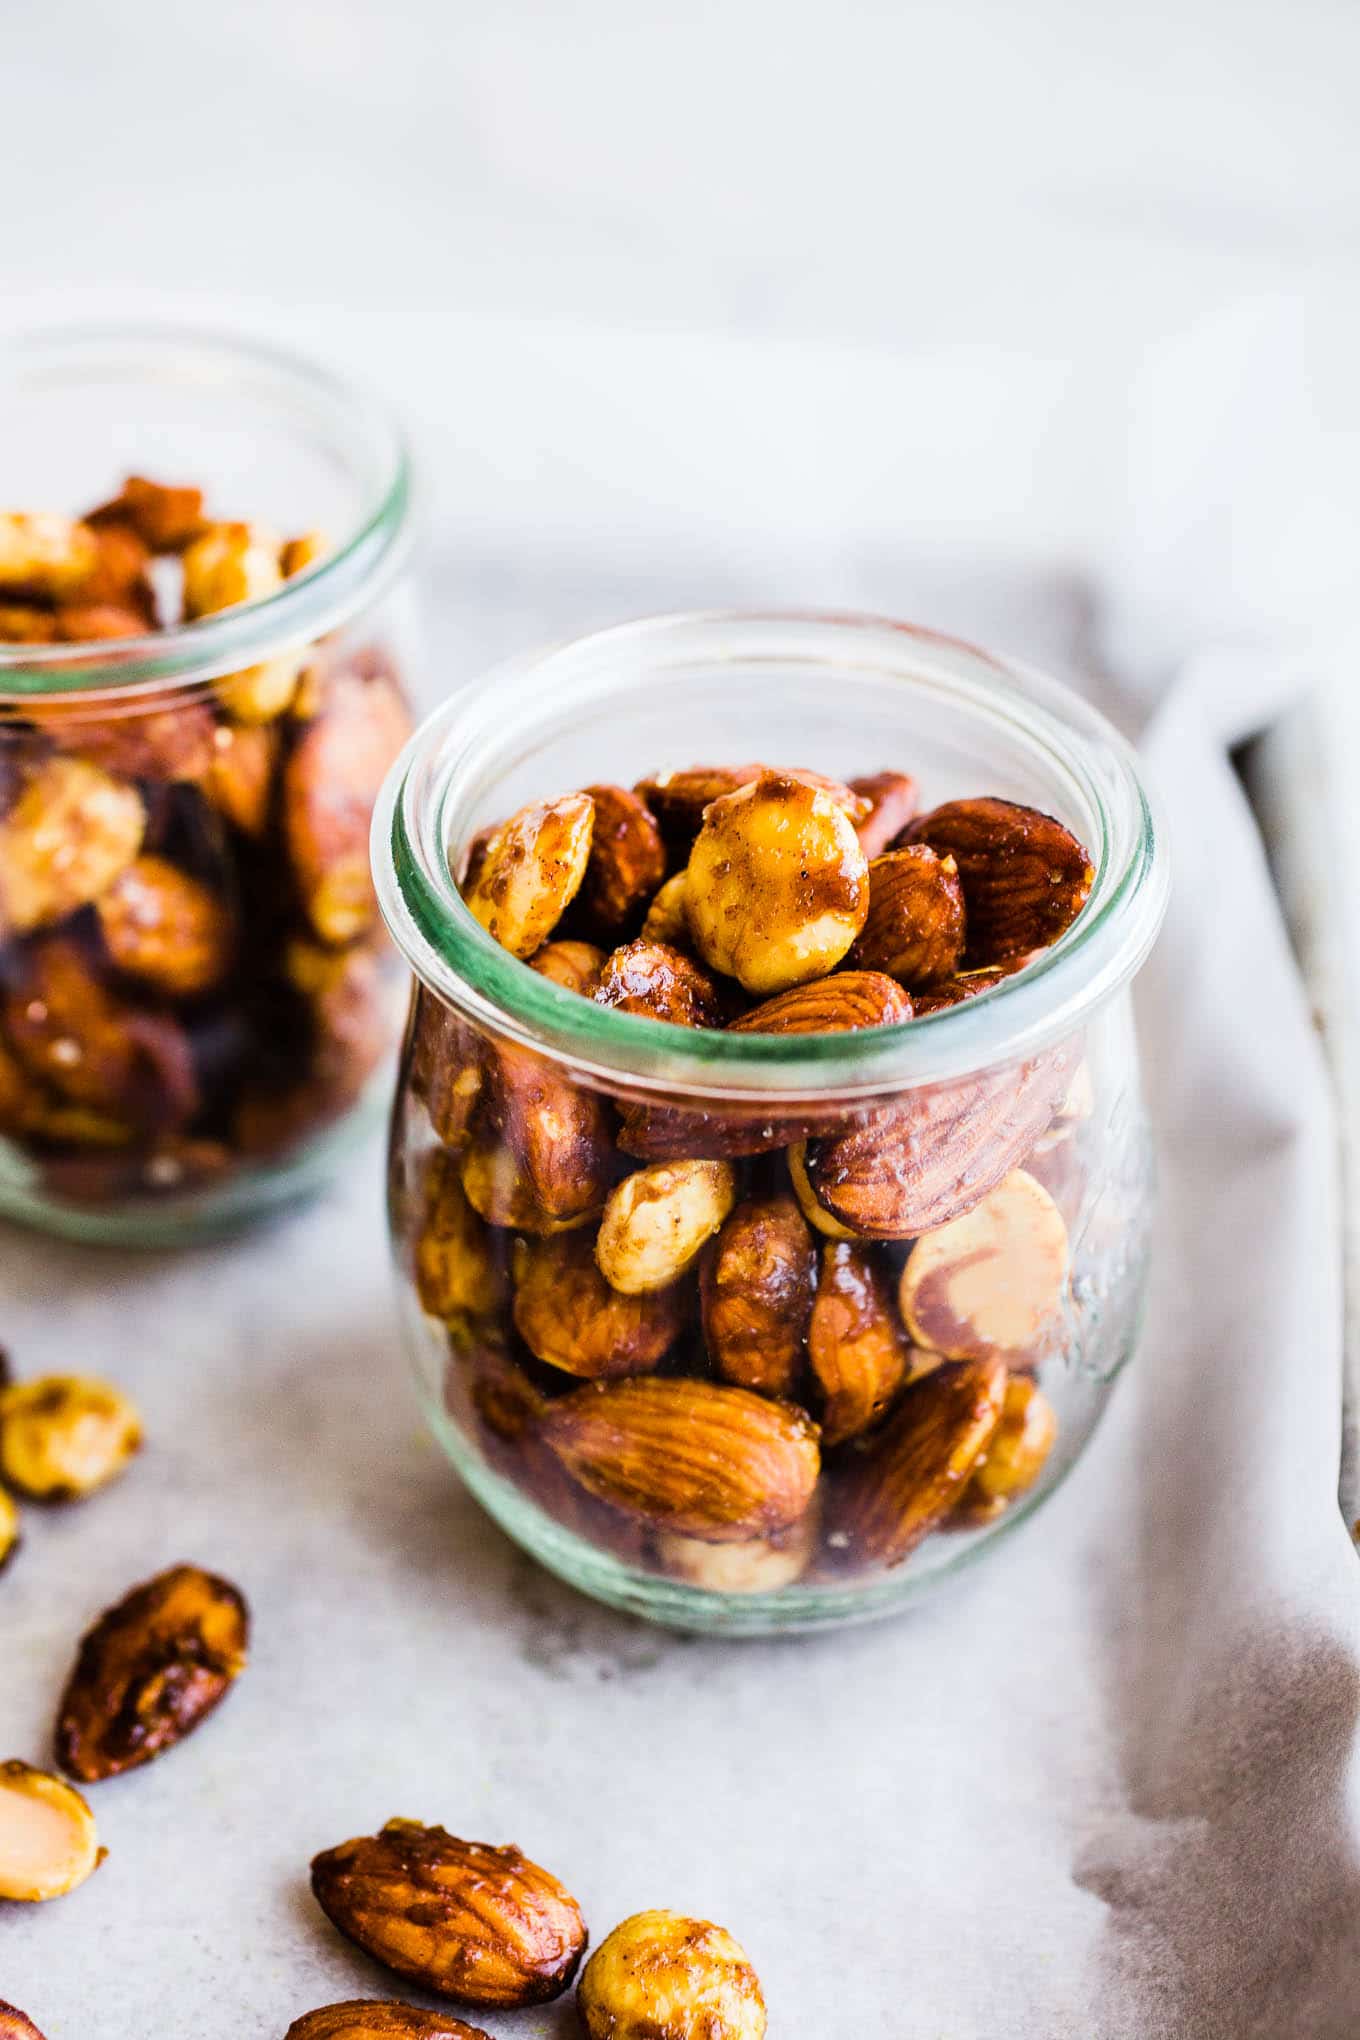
[4,4,1360,2035]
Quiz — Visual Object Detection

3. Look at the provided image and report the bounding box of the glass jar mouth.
[375,611,1169,1101]
[0,324,414,701]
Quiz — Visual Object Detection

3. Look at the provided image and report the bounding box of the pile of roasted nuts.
[0,483,411,1208]
[401,762,1096,1588]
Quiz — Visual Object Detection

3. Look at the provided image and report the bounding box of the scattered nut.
[540,1377,820,1541]
[0,1376,141,1501]
[0,755,144,935]
[700,1194,816,1397]
[94,854,235,997]
[595,1159,737,1294]
[727,969,912,1035]
[578,1910,767,2040]
[848,847,966,988]
[955,1376,1058,1524]
[284,670,413,944]
[594,938,724,1028]
[807,1242,910,1445]
[573,783,666,940]
[686,771,870,994]
[0,1487,18,1572]
[899,1167,1069,1363]
[513,1229,687,1377]
[827,1357,1006,1569]
[905,797,1094,964]
[849,770,919,858]
[0,1761,102,1903]
[413,1148,507,1323]
[639,870,692,945]
[461,794,595,959]
[284,2006,495,2040]
[0,2003,49,2040]
[310,1820,587,2008]
[56,1563,249,1781]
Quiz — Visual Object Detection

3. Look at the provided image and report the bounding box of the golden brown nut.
[700,1194,816,1397]
[461,793,595,959]
[90,476,205,552]
[0,1761,101,1903]
[639,870,692,946]
[573,783,666,941]
[634,763,768,862]
[284,2005,495,2040]
[55,1564,249,1781]
[656,1500,819,1593]
[34,698,219,784]
[0,755,144,935]
[0,2000,50,2039]
[686,771,869,994]
[850,769,919,857]
[899,1168,1069,1363]
[910,966,1017,1013]
[528,938,607,996]
[594,938,725,1028]
[0,606,58,643]
[0,1487,18,1573]
[513,1229,687,1378]
[460,1127,591,1235]
[413,1149,507,1323]
[727,969,911,1035]
[595,1159,736,1294]
[409,993,485,1152]
[848,847,966,988]
[69,519,155,615]
[201,721,279,834]
[280,529,333,578]
[906,797,1095,964]
[786,1141,858,1240]
[310,1820,587,2008]
[3,937,199,1131]
[955,1376,1058,1524]
[807,1242,910,1445]
[539,1377,820,1542]
[94,854,235,997]
[283,670,413,944]
[0,514,97,599]
[578,1910,767,2040]
[55,602,149,642]
[480,1041,614,1229]
[826,1357,1006,1568]
[0,1376,141,1501]
[181,521,300,722]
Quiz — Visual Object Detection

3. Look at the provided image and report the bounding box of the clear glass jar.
[0,328,417,1243]
[377,614,1168,1634]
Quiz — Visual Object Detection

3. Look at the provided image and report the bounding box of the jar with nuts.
[378,613,1168,1631]
[0,329,417,1241]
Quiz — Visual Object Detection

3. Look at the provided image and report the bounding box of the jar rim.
[0,324,414,701]
[374,611,1169,1100]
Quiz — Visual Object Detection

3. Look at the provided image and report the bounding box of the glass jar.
[377,614,1168,1634]
[0,328,417,1243]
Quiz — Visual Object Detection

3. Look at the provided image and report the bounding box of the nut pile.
[401,762,1097,1587]
[0,484,412,1209]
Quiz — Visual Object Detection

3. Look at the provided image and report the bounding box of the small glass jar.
[0,328,417,1243]
[377,614,1168,1634]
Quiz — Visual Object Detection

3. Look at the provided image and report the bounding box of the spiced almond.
[905,796,1094,964]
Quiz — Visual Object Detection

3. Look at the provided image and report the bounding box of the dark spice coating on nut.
[727,970,912,1035]
[572,784,667,941]
[633,762,767,864]
[701,1194,816,1397]
[594,939,725,1029]
[284,2003,496,2040]
[848,847,965,989]
[808,1241,911,1445]
[55,1563,249,1781]
[903,797,1094,965]
[850,770,919,858]
[309,1820,587,2009]
[513,1229,687,1378]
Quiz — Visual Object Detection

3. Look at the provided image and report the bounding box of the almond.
[578,1910,766,2040]
[808,1242,910,1444]
[899,1168,1069,1362]
[513,1229,687,1377]
[0,1375,141,1501]
[409,993,485,1152]
[639,871,692,946]
[94,854,235,997]
[201,721,279,834]
[481,1041,614,1228]
[285,2005,496,2040]
[310,1820,587,2008]
[0,1761,102,1903]
[849,770,919,858]
[413,1149,507,1323]
[634,763,768,862]
[827,1357,1006,1568]
[785,1141,859,1240]
[56,1564,249,1781]
[848,847,965,988]
[911,966,1017,1013]
[594,938,724,1028]
[655,1501,819,1594]
[461,793,595,959]
[701,1194,816,1397]
[905,797,1094,964]
[0,2003,50,2040]
[727,969,912,1034]
[595,1159,736,1293]
[282,669,413,944]
[90,475,205,552]
[539,1377,820,1541]
[954,1375,1058,1525]
[0,1488,18,1574]
[3,937,199,1132]
[618,1099,826,1163]
[573,783,667,940]
[459,1126,595,1235]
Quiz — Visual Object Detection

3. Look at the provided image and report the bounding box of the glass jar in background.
[0,329,417,1243]
[377,614,1168,1634]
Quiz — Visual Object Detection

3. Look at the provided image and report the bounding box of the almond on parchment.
[905,797,1094,965]
[310,1820,587,2008]
[595,1158,737,1294]
[578,1910,767,2040]
[827,1357,1006,1569]
[460,793,595,959]
[899,1168,1069,1363]
[0,1761,101,1902]
[285,2005,496,2040]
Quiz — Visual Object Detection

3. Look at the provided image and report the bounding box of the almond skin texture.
[808,1242,911,1445]
[686,772,870,995]
[595,1159,737,1294]
[701,1194,817,1397]
[911,966,1017,1014]
[785,1142,859,1240]
[513,1229,688,1378]
[540,1377,820,1541]
[461,794,595,959]
[94,854,235,997]
[578,1909,767,2040]
[481,1042,614,1228]
[55,1564,249,1782]
[0,1762,101,1903]
[0,1376,141,1501]
[459,1126,595,1236]
[594,939,724,1028]
[727,970,912,1035]
[0,2003,50,2039]
[573,784,667,941]
[904,797,1094,964]
[827,1357,1006,1568]
[899,1168,1070,1363]
[284,2005,496,2040]
[850,770,919,858]
[955,1376,1058,1525]
[848,847,965,989]
[310,1821,587,2009]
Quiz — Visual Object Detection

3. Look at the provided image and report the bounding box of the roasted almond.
[634,763,768,862]
[618,1099,824,1164]
[700,1194,816,1397]
[0,2003,50,2040]
[594,939,724,1028]
[459,1126,594,1236]
[573,783,667,941]
[954,1375,1058,1525]
[513,1229,687,1377]
[285,2005,495,2040]
[3,937,199,1132]
[481,1041,614,1228]
[807,1242,910,1445]
[0,1761,102,1903]
[90,475,205,552]
[578,1910,767,2040]
[56,1564,249,1781]
[413,1148,507,1323]
[0,1375,141,1501]
[911,965,1018,1013]
[639,871,692,946]
[655,1502,819,1594]
[826,1356,1006,1568]
[0,755,144,936]
[899,1168,1069,1362]
[283,670,413,945]
[408,993,485,1152]
[849,770,919,858]
[540,1377,820,1542]
[461,793,595,959]
[848,847,965,988]
[94,854,235,997]
[727,969,912,1035]
[905,797,1094,964]
[201,720,279,834]
[595,1159,736,1293]
[310,1820,586,2008]
[785,1141,859,1240]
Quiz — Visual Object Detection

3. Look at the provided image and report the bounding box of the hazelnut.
[95,854,235,997]
[513,1228,687,1377]
[181,522,299,723]
[461,793,595,959]
[594,939,724,1028]
[686,771,869,994]
[0,1375,142,1500]
[0,755,145,935]
[899,1168,1069,1363]
[578,1910,767,2040]
[595,1159,737,1294]
[956,1375,1058,1523]
[700,1194,816,1397]
[0,1761,102,1903]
